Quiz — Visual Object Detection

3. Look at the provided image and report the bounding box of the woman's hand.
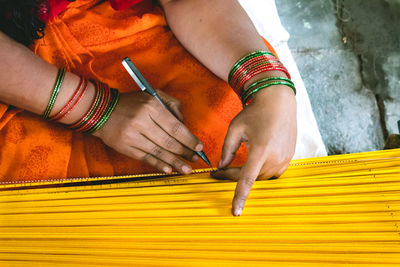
[93,90,203,174]
[212,85,297,216]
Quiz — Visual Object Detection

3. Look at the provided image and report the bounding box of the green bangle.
[42,68,65,119]
[245,77,294,93]
[71,83,103,130]
[228,51,275,82]
[242,81,296,107]
[87,89,120,134]
[241,77,296,103]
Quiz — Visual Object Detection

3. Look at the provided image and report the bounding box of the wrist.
[242,71,289,92]
[56,80,96,125]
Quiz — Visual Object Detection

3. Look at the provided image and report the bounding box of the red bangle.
[229,52,292,97]
[230,56,278,83]
[75,82,106,132]
[49,77,84,121]
[68,81,101,130]
[233,65,290,95]
[232,62,286,89]
[50,78,89,122]
[235,65,291,93]
[78,83,111,132]
[58,79,88,122]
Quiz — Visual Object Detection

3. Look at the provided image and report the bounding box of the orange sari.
[0,0,277,183]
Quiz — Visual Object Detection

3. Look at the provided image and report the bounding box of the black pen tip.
[197,151,212,168]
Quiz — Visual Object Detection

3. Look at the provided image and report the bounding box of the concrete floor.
[276,0,400,154]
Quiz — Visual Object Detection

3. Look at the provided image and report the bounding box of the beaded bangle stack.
[42,68,119,134]
[228,51,296,107]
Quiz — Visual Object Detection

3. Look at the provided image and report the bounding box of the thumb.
[219,122,243,169]
[156,90,184,121]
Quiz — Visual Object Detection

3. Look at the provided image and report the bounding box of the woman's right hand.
[93,90,203,174]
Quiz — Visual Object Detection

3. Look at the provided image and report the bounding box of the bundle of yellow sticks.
[1,149,399,266]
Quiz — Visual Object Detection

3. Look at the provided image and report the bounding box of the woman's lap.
[0,0,248,182]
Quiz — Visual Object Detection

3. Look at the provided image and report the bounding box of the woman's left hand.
[212,85,297,216]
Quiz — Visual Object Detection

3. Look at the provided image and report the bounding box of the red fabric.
[109,0,144,10]
[45,0,144,21]
[47,0,71,21]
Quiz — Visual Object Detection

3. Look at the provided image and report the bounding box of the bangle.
[228,51,275,81]
[68,81,102,131]
[43,74,119,134]
[228,51,291,97]
[87,88,120,134]
[67,81,119,134]
[230,57,281,83]
[42,68,65,119]
[49,77,88,122]
[78,83,111,133]
[241,76,296,101]
[242,81,296,107]
[229,54,277,82]
[234,64,290,92]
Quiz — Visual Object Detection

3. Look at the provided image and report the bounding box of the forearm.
[160,0,285,84]
[0,31,94,124]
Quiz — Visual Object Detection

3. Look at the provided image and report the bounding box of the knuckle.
[171,158,183,168]
[227,121,237,133]
[163,136,177,150]
[265,150,285,166]
[234,195,247,203]
[140,152,152,162]
[143,98,158,113]
[243,177,256,187]
[170,122,183,136]
[185,150,195,160]
[151,146,163,157]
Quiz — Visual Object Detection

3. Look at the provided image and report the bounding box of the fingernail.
[182,165,192,174]
[233,207,242,216]
[163,166,172,174]
[195,143,203,152]
[192,155,199,161]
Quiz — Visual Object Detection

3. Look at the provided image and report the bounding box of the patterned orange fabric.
[0,0,277,182]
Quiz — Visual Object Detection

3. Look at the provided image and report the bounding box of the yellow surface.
[0,149,400,266]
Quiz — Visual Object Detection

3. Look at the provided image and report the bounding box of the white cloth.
[239,0,327,159]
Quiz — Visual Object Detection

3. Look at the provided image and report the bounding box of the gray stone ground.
[276,0,399,154]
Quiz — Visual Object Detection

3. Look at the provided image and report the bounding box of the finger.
[211,167,241,181]
[143,122,198,162]
[156,90,184,121]
[121,146,173,174]
[232,149,265,216]
[152,112,203,153]
[136,134,193,174]
[219,122,243,168]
